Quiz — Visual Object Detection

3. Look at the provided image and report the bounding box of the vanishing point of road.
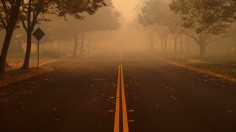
[0,50,236,132]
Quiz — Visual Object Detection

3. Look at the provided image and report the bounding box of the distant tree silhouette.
[170,0,236,57]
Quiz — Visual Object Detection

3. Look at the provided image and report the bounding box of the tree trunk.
[200,44,206,58]
[22,0,42,69]
[149,31,154,51]
[174,38,177,54]
[79,34,85,56]
[180,43,183,54]
[0,32,13,73]
[0,0,22,73]
[164,39,167,53]
[161,39,164,52]
[186,40,190,54]
[180,35,183,54]
[72,36,78,58]
[198,34,207,58]
[22,31,32,69]
[87,40,91,53]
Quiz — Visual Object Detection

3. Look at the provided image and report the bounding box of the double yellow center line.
[114,65,129,132]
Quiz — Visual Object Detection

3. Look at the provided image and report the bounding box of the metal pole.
[38,40,39,68]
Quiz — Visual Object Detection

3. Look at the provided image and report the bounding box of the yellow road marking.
[114,65,121,132]
[114,65,129,132]
[121,65,129,132]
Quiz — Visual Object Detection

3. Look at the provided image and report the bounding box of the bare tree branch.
[208,32,236,43]
[20,16,27,31]
[31,11,40,28]
[0,15,7,28]
[27,0,32,31]
[184,31,200,44]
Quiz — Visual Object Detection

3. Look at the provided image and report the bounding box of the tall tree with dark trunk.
[170,0,236,57]
[20,0,48,69]
[0,0,22,74]
[20,0,106,69]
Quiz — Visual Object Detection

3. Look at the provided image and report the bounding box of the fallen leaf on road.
[128,119,135,123]
[108,96,115,99]
[108,110,114,113]
[171,96,177,100]
[128,110,135,113]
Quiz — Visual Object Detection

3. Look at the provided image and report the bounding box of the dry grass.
[0,67,54,87]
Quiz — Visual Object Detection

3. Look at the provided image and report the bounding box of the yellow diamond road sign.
[33,28,45,41]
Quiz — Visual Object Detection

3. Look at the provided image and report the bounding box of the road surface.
[0,50,236,132]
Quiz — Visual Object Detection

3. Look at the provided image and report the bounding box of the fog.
[1,1,236,131]
[1,0,236,70]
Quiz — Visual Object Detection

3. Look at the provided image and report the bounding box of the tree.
[0,0,22,74]
[170,0,236,57]
[138,0,183,52]
[0,0,105,73]
[46,0,120,58]
[20,0,54,69]
[20,0,106,69]
[75,1,120,56]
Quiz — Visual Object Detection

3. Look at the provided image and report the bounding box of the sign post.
[32,28,45,68]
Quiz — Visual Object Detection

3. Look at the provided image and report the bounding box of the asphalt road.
[0,49,236,132]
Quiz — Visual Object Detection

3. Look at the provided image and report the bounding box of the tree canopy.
[45,0,120,57]
[169,0,236,57]
[138,0,184,52]
[170,0,236,35]
[0,0,106,73]
[138,0,171,27]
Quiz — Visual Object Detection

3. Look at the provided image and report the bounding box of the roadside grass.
[187,63,236,77]
[186,53,236,64]
[155,52,236,78]
[0,67,53,88]
[0,68,43,80]
[0,57,57,84]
